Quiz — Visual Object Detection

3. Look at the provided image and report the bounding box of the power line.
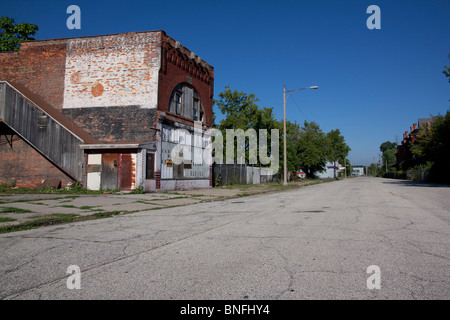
[290,94,309,122]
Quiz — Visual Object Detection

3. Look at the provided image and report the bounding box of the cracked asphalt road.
[0,177,449,299]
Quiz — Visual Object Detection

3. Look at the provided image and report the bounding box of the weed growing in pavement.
[0,207,32,214]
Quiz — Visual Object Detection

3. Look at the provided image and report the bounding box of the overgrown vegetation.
[407,110,450,183]
[0,181,113,195]
[0,206,32,213]
[0,211,125,234]
[130,186,145,194]
[369,55,450,184]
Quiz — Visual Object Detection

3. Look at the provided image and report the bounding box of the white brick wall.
[63,32,161,109]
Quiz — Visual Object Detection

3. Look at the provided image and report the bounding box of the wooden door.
[101,153,118,190]
[119,153,133,191]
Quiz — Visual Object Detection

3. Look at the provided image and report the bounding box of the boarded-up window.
[169,84,183,115]
[146,153,155,179]
[184,159,192,169]
[168,84,204,122]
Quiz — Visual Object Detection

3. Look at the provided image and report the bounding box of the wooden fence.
[212,163,279,186]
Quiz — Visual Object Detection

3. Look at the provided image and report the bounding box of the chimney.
[413,123,417,130]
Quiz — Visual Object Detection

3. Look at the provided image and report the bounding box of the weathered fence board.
[213,163,277,186]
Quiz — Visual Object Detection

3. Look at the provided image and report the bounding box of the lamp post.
[283,85,318,185]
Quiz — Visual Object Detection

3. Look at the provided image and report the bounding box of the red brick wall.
[0,137,73,188]
[158,33,214,128]
[0,32,214,189]
[0,41,71,188]
[0,40,68,111]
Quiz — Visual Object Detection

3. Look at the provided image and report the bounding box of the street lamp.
[283,85,318,185]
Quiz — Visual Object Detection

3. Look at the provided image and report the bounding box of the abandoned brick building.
[0,31,214,191]
[396,118,432,167]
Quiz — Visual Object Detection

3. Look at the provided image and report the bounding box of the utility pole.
[345,159,347,178]
[373,157,377,176]
[333,160,336,179]
[283,85,287,186]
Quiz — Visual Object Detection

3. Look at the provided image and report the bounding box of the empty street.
[0,177,449,300]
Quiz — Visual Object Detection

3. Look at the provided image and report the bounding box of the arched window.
[169,84,204,122]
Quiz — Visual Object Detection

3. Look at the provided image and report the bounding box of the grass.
[129,186,145,194]
[0,207,32,214]
[0,181,114,195]
[0,214,79,233]
[54,204,100,210]
[92,211,124,218]
[0,217,16,223]
[157,190,184,195]
[60,204,77,208]
[79,205,97,210]
[0,211,126,234]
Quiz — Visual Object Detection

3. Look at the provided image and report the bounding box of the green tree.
[344,159,352,177]
[296,121,328,178]
[367,162,379,176]
[325,129,351,177]
[411,110,450,183]
[215,86,260,132]
[379,141,397,154]
[379,141,397,176]
[280,120,302,173]
[214,86,279,165]
[214,87,351,180]
[0,16,38,52]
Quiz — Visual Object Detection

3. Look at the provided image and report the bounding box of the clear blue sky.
[3,0,450,165]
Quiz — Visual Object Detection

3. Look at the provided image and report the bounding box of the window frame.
[168,83,204,122]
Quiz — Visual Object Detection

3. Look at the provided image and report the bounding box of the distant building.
[396,118,432,166]
[352,166,365,176]
[316,161,341,179]
[0,31,214,191]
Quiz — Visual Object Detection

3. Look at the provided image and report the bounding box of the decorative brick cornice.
[161,33,214,86]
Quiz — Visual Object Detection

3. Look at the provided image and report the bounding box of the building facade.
[0,31,214,191]
[396,118,432,167]
[351,166,365,176]
[316,161,342,179]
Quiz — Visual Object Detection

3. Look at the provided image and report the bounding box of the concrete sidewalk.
[0,181,319,231]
